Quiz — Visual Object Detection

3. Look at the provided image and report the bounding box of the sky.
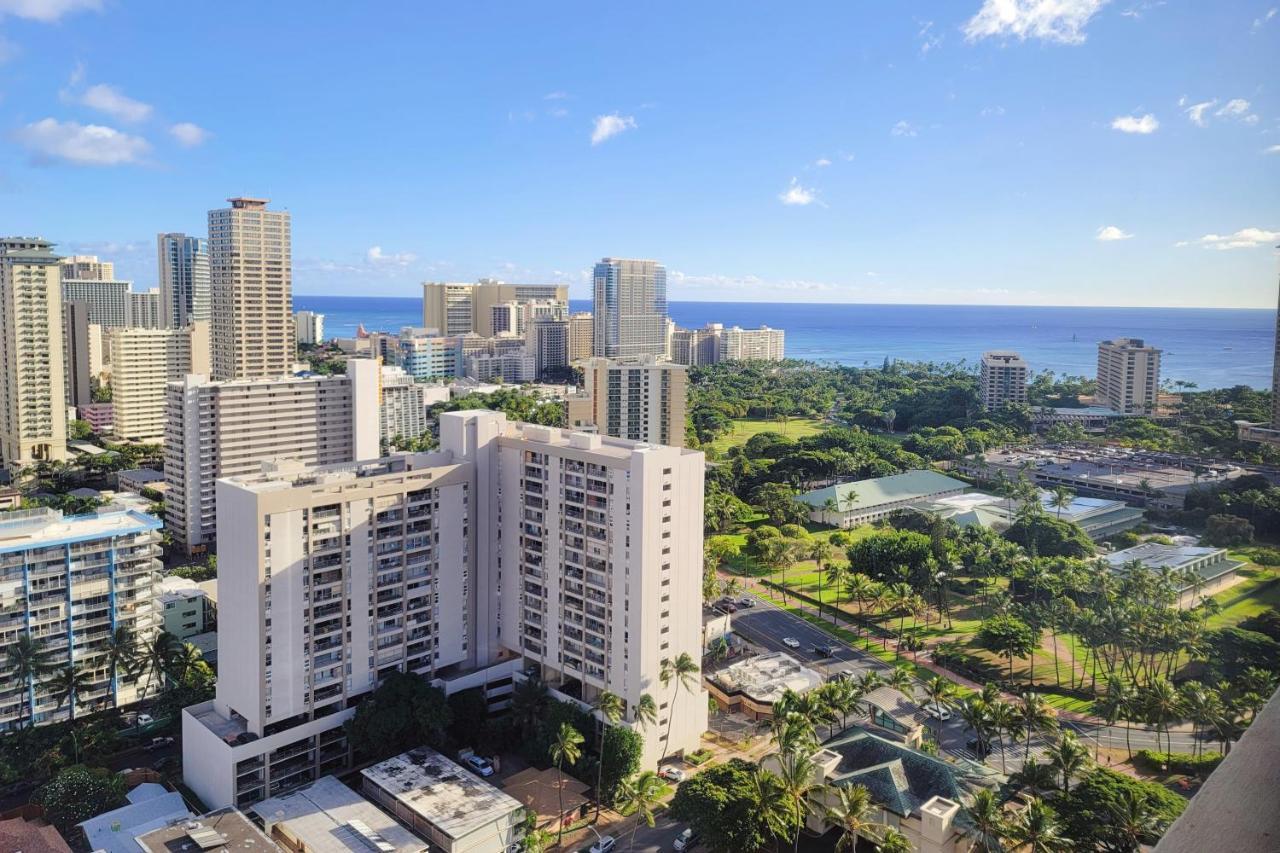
[0,0,1276,308]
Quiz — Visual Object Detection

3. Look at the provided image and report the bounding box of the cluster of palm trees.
[953,685,1060,773]
[816,565,938,653]
[3,627,198,732]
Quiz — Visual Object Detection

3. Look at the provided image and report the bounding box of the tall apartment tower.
[127,288,164,329]
[592,258,668,359]
[209,198,293,380]
[60,255,115,281]
[63,301,94,409]
[163,359,380,554]
[569,311,594,361]
[157,233,211,329]
[0,238,67,468]
[0,505,162,729]
[978,351,1029,411]
[527,317,570,378]
[294,310,325,345]
[423,280,569,337]
[60,277,131,328]
[1096,338,1161,415]
[109,322,211,442]
[568,356,688,448]
[719,325,786,362]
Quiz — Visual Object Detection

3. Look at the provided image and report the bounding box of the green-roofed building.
[796,469,969,528]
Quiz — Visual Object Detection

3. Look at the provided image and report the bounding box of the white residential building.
[465,350,536,384]
[60,255,115,281]
[163,360,380,554]
[294,310,325,345]
[1096,337,1161,415]
[127,288,164,329]
[0,505,162,730]
[182,410,706,807]
[380,366,431,445]
[61,277,131,328]
[110,322,211,442]
[568,356,688,447]
[978,350,1029,411]
[592,258,668,359]
[157,233,211,329]
[719,325,785,361]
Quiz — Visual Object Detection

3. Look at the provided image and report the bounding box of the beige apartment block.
[978,350,1029,410]
[109,322,210,442]
[163,359,380,554]
[209,198,294,380]
[592,258,668,359]
[60,254,115,281]
[423,279,568,337]
[568,311,594,361]
[719,325,785,361]
[569,355,688,448]
[0,238,68,468]
[1096,337,1161,414]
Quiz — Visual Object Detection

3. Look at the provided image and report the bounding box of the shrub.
[1134,749,1224,778]
[1204,514,1254,548]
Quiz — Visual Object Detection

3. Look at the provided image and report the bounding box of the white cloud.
[777,178,817,206]
[1119,1,1165,19]
[366,246,417,265]
[814,157,832,167]
[963,0,1110,45]
[980,105,1006,117]
[590,113,636,145]
[917,20,943,54]
[13,118,148,166]
[1183,100,1215,127]
[547,107,568,118]
[1111,113,1159,134]
[1265,144,1280,154]
[76,83,152,122]
[168,122,210,147]
[1217,98,1251,118]
[1253,7,1277,32]
[0,0,100,22]
[544,91,568,100]
[1181,228,1280,250]
[890,120,918,137]
[1096,225,1133,241]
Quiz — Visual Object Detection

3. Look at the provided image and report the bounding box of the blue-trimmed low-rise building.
[0,504,162,729]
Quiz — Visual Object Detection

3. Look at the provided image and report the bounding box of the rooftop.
[1104,543,1244,586]
[118,468,166,484]
[822,728,972,819]
[251,775,427,853]
[0,817,71,853]
[711,652,824,704]
[360,748,523,841]
[0,505,161,553]
[501,768,590,823]
[798,470,969,513]
[861,686,927,729]
[79,786,192,853]
[134,808,279,853]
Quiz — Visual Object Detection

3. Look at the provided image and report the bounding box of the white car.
[659,765,687,783]
[924,705,952,722]
[590,836,617,853]
[673,828,700,851]
[463,754,495,777]
[782,637,801,649]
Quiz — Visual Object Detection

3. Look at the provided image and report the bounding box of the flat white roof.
[252,775,427,853]
[712,652,824,704]
[361,748,523,841]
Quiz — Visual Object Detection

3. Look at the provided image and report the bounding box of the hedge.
[1134,749,1223,778]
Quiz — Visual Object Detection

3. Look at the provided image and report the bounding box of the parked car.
[463,754,495,777]
[673,828,700,851]
[151,755,180,774]
[144,736,175,751]
[717,602,737,613]
[589,835,617,853]
[923,705,952,722]
[737,597,756,608]
[782,637,801,649]
[812,643,836,657]
[659,765,687,783]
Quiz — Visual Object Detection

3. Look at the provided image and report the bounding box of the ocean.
[293,295,1273,391]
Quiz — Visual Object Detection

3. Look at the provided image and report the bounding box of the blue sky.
[0,0,1276,307]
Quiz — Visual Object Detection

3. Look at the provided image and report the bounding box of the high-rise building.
[569,311,594,362]
[670,324,721,366]
[0,238,67,468]
[1238,275,1280,446]
[163,360,380,554]
[157,233,211,329]
[181,410,706,807]
[379,366,432,445]
[0,504,162,729]
[527,316,570,378]
[490,301,521,335]
[60,277,131,328]
[568,356,688,447]
[592,258,668,359]
[209,198,294,380]
[978,351,1029,411]
[399,332,464,381]
[63,301,93,409]
[465,349,536,383]
[718,325,785,361]
[127,288,164,329]
[294,310,325,345]
[1096,338,1161,415]
[60,255,115,281]
[423,280,569,337]
[109,322,211,442]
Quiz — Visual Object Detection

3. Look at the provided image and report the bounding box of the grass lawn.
[706,416,827,456]
[1205,564,1280,629]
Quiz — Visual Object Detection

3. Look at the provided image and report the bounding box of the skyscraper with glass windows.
[157,233,211,329]
[591,258,668,359]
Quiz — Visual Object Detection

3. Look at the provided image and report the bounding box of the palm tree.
[103,626,140,704]
[885,665,914,696]
[1142,677,1183,756]
[774,747,828,853]
[592,690,624,818]
[1017,692,1058,760]
[4,633,54,729]
[921,675,956,721]
[138,630,182,707]
[615,770,663,851]
[826,784,879,853]
[633,693,657,732]
[811,541,836,611]
[46,663,93,724]
[1008,798,1069,853]
[549,722,584,846]
[957,698,994,765]
[658,653,699,761]
[877,827,914,853]
[1179,682,1223,759]
[826,563,849,623]
[1046,730,1089,792]
[989,700,1022,774]
[1048,486,1074,519]
[511,675,550,738]
[752,769,795,846]
[1108,789,1168,852]
[965,789,1008,853]
[1098,677,1138,760]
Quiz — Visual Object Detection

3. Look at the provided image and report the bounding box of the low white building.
[797,470,969,528]
[361,748,525,853]
[1104,543,1245,608]
[156,576,216,640]
[707,652,823,720]
[252,774,427,853]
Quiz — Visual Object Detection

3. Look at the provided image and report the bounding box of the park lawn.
[1204,564,1280,629]
[706,416,827,455]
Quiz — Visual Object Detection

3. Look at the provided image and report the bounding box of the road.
[726,594,1207,764]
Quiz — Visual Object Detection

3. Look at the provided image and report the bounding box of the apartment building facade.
[209,198,294,380]
[592,258,668,359]
[379,366,431,445]
[568,356,688,448]
[60,277,131,328]
[0,238,68,468]
[109,322,210,442]
[423,280,568,338]
[719,325,785,361]
[294,310,325,345]
[158,233,211,329]
[399,333,464,381]
[0,505,162,730]
[1096,337,1161,414]
[163,360,380,554]
[127,288,164,329]
[568,311,594,362]
[59,255,114,281]
[978,350,1029,411]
